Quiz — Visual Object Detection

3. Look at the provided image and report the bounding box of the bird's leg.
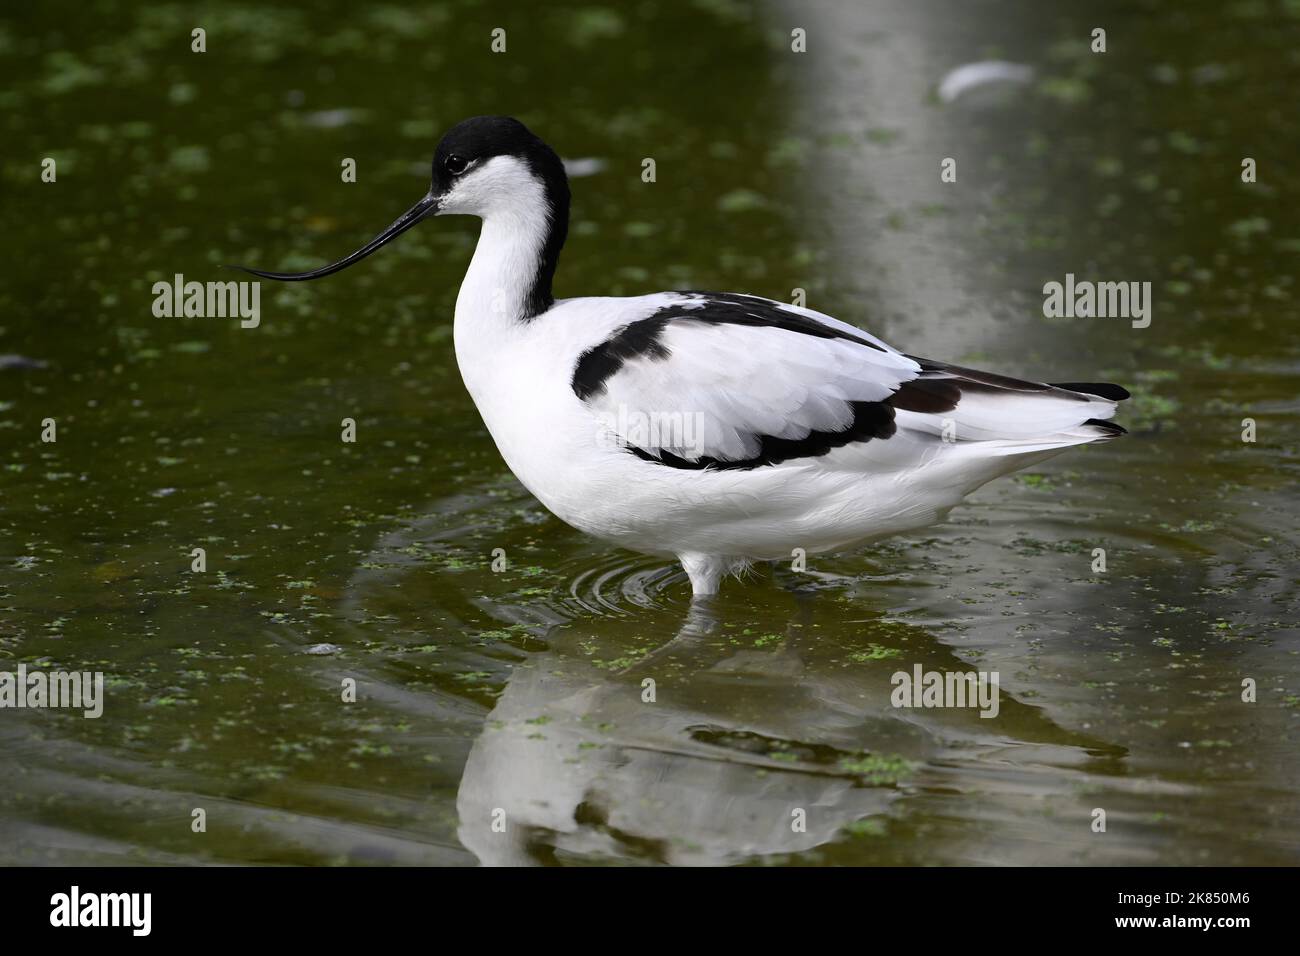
[678,552,726,597]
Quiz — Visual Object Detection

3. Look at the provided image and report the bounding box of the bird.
[236,115,1129,597]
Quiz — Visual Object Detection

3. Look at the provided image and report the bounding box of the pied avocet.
[238,116,1128,596]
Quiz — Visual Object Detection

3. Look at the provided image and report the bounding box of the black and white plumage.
[238,116,1128,596]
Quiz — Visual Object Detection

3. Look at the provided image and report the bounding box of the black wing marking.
[571,292,887,402]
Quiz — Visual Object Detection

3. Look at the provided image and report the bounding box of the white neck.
[452,207,554,420]
[448,155,565,412]
[454,210,549,328]
[450,156,556,330]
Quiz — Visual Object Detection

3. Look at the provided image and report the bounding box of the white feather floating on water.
[562,157,606,178]
[938,61,1034,103]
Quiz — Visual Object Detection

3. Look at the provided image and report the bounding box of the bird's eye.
[445,154,469,175]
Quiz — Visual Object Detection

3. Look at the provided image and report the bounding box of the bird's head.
[233,115,569,282]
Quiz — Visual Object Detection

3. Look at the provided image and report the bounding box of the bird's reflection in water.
[456,594,1126,866]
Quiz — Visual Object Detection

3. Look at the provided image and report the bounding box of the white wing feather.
[584,302,919,462]
[577,293,1124,466]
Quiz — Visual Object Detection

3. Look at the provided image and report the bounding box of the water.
[1,0,1297,865]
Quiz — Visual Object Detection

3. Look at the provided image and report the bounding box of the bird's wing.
[570,292,921,468]
[570,292,1129,470]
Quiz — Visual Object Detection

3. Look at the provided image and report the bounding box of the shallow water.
[1,0,1297,865]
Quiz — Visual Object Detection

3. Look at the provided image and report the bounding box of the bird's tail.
[888,358,1129,456]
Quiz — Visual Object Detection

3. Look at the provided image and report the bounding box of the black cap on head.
[432,115,568,203]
